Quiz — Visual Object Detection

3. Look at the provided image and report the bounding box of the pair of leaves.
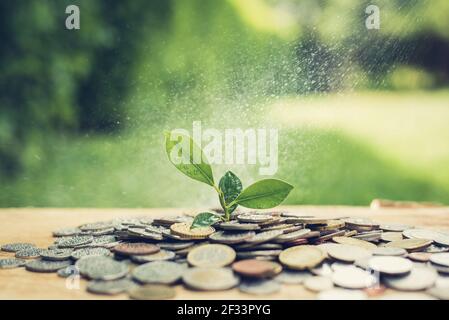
[164,131,294,227]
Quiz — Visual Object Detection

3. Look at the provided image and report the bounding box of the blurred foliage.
[1,0,449,206]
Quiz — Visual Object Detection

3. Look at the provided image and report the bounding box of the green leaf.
[218,171,242,213]
[234,179,294,209]
[165,131,214,186]
[191,212,222,229]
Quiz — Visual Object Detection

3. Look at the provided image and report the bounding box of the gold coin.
[170,222,215,239]
[332,236,377,251]
[187,244,236,268]
[385,238,432,252]
[279,245,326,270]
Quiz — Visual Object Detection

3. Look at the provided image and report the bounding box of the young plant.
[164,131,294,228]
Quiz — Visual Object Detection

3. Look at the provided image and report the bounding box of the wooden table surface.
[1,206,449,300]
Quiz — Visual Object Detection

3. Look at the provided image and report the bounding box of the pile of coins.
[1,211,449,300]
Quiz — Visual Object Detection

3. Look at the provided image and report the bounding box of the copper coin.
[232,259,282,278]
[113,242,160,256]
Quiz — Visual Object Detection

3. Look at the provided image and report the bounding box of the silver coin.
[380,224,412,232]
[310,262,333,277]
[304,276,334,292]
[91,228,115,236]
[235,243,283,251]
[427,287,449,300]
[15,247,44,259]
[332,267,376,289]
[80,221,115,232]
[331,262,356,272]
[327,244,372,263]
[369,256,413,275]
[245,230,283,245]
[57,235,94,248]
[79,256,129,280]
[219,221,260,231]
[183,267,239,291]
[75,256,116,275]
[0,258,26,269]
[158,241,195,250]
[402,228,437,240]
[71,247,112,260]
[130,250,176,263]
[430,262,449,274]
[239,279,281,295]
[1,242,36,252]
[145,225,170,234]
[25,259,72,272]
[209,231,255,244]
[236,250,282,259]
[383,267,437,291]
[52,228,81,237]
[423,244,449,253]
[40,248,73,261]
[352,231,382,242]
[87,278,137,295]
[273,229,311,243]
[430,253,449,267]
[88,235,117,247]
[354,257,372,270]
[381,232,403,242]
[127,228,164,241]
[373,247,407,256]
[274,270,312,284]
[237,214,273,223]
[132,261,187,284]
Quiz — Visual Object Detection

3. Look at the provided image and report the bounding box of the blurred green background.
[1,0,449,208]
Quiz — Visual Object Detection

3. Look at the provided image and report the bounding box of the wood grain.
[1,206,449,300]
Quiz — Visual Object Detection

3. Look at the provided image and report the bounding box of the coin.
[57,235,94,248]
[310,262,333,277]
[318,288,367,300]
[219,221,260,231]
[239,279,281,295]
[87,278,137,295]
[187,244,236,268]
[158,241,195,250]
[232,259,282,278]
[25,259,72,273]
[430,253,449,267]
[311,220,345,232]
[80,221,115,232]
[52,228,81,237]
[344,218,379,229]
[403,228,439,241]
[129,285,176,300]
[182,267,239,291]
[170,222,215,239]
[71,247,111,260]
[237,214,273,223]
[352,231,382,241]
[127,228,163,241]
[15,247,44,259]
[273,229,311,243]
[235,243,282,251]
[332,236,377,251]
[332,267,376,289]
[113,243,160,256]
[80,257,129,280]
[304,276,334,292]
[274,270,312,284]
[369,256,413,275]
[408,252,432,262]
[279,245,326,270]
[385,238,432,252]
[0,258,26,269]
[132,261,186,284]
[379,224,411,232]
[130,250,176,263]
[427,287,449,300]
[423,244,449,253]
[209,231,255,244]
[381,232,403,242]
[236,249,282,259]
[1,243,36,252]
[326,244,372,263]
[383,267,437,291]
[373,247,407,256]
[245,230,283,245]
[295,217,333,224]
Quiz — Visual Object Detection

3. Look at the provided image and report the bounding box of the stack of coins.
[1,211,449,300]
